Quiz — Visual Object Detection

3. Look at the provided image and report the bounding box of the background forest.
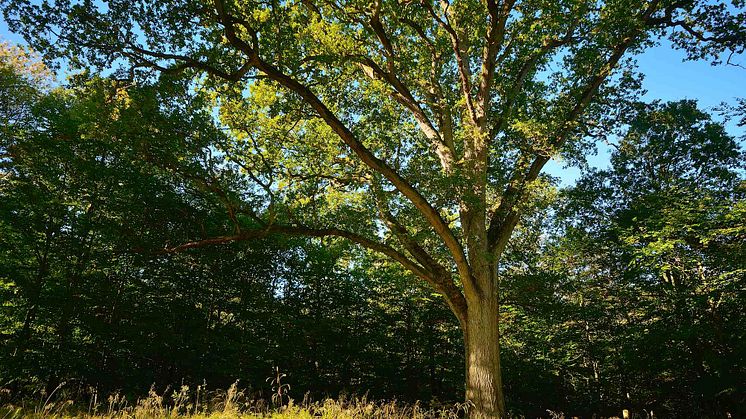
[1,37,745,418]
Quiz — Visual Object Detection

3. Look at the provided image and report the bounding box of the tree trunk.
[464,294,506,418]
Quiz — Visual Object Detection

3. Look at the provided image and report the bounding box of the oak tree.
[3,1,744,416]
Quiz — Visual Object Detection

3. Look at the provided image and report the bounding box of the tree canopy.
[1,0,745,417]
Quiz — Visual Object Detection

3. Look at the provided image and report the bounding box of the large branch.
[122,44,254,81]
[161,222,467,323]
[486,1,663,256]
[476,0,515,129]
[304,2,456,170]
[424,1,478,125]
[162,224,426,278]
[647,1,745,46]
[182,226,404,265]
[356,55,455,171]
[212,0,476,294]
[397,15,457,157]
[374,197,468,323]
[491,23,581,139]
[362,5,456,170]
[372,182,452,279]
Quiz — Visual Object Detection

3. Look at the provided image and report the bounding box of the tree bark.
[464,291,506,419]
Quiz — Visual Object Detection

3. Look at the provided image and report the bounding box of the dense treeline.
[0,44,464,403]
[1,43,744,418]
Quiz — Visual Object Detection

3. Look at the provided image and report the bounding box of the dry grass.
[0,382,468,419]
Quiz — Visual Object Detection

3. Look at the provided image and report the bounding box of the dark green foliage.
[1,48,744,418]
[0,64,462,404]
[528,100,746,416]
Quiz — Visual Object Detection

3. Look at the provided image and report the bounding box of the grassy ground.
[0,383,468,419]
[0,400,466,419]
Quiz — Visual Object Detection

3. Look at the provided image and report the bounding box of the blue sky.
[2,18,745,186]
[545,43,746,184]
